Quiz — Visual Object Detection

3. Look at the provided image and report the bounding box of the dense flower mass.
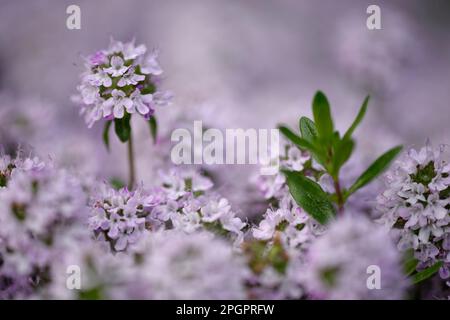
[302,214,407,299]
[377,144,450,281]
[252,195,325,250]
[0,155,89,299]
[253,142,324,249]
[88,184,160,252]
[87,167,247,252]
[73,39,172,128]
[151,167,247,245]
[248,143,323,299]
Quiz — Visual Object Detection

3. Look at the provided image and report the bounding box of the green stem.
[127,131,136,190]
[333,178,344,214]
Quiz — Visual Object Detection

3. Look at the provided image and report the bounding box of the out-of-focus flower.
[302,214,407,299]
[0,95,57,154]
[243,237,306,300]
[41,241,140,300]
[73,39,172,128]
[0,154,89,298]
[131,230,248,299]
[377,143,450,280]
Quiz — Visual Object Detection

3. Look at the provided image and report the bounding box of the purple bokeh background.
[1,0,449,214]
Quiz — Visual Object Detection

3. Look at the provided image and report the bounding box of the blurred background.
[1,0,449,215]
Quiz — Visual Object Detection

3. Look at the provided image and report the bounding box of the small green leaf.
[102,121,112,151]
[312,91,334,141]
[332,138,354,177]
[278,126,316,151]
[403,250,419,277]
[148,116,158,144]
[411,261,443,284]
[343,95,369,140]
[348,145,403,195]
[299,117,317,143]
[114,116,131,143]
[110,177,126,190]
[282,170,336,225]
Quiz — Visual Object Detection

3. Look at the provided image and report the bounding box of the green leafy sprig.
[279,91,402,224]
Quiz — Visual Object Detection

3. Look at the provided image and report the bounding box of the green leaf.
[332,138,354,177]
[148,116,158,144]
[403,250,419,277]
[299,117,317,143]
[114,116,131,143]
[343,95,369,140]
[312,91,334,141]
[411,261,443,284]
[110,177,126,190]
[278,126,316,152]
[282,170,336,225]
[102,121,112,151]
[348,145,403,195]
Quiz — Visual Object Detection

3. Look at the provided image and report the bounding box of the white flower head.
[74,39,172,127]
[377,143,450,278]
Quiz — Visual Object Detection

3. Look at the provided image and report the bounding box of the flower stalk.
[127,131,136,190]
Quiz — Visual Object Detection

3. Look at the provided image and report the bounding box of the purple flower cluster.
[73,39,172,128]
[151,167,247,245]
[377,143,450,282]
[248,143,323,299]
[87,167,247,252]
[88,183,160,252]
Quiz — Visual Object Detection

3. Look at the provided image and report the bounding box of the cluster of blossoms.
[73,39,172,128]
[88,184,160,252]
[252,195,326,250]
[302,214,407,299]
[151,167,247,246]
[253,142,327,251]
[377,144,450,281]
[248,143,324,299]
[88,167,247,252]
[0,154,89,299]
